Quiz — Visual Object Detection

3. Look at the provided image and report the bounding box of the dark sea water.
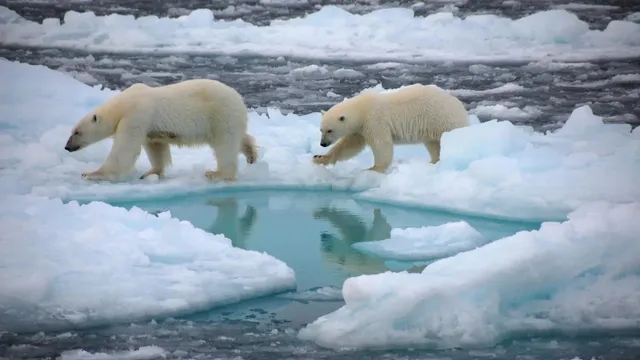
[1,0,640,359]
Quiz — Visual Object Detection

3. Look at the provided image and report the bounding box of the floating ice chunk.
[352,221,486,261]
[0,195,296,333]
[626,12,640,22]
[290,64,330,79]
[278,286,343,302]
[333,68,365,78]
[298,202,640,350]
[552,3,620,11]
[59,346,166,360]
[449,83,526,98]
[470,104,542,121]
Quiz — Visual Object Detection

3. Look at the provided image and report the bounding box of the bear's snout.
[64,137,80,152]
[320,141,330,147]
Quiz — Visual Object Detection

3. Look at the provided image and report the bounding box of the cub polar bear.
[64,79,257,182]
[312,84,468,173]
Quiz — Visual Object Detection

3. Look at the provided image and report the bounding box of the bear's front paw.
[205,170,236,182]
[312,154,332,166]
[140,168,165,180]
[82,170,114,181]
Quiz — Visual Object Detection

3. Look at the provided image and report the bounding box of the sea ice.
[1,57,639,341]
[0,195,295,332]
[299,202,640,349]
[352,221,486,261]
[1,6,640,63]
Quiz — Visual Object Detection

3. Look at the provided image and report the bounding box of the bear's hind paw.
[82,170,116,181]
[365,166,388,174]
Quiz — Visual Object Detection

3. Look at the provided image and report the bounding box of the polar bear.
[64,79,258,182]
[312,84,468,173]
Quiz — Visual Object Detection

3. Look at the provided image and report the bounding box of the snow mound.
[358,106,640,222]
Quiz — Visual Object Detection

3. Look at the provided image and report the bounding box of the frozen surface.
[352,221,486,261]
[299,202,640,349]
[0,195,295,332]
[1,5,640,63]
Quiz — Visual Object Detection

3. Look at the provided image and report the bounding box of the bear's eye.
[74,130,80,136]
[338,116,345,121]
[327,129,333,133]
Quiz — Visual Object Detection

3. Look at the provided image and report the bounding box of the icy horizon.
[2,5,640,63]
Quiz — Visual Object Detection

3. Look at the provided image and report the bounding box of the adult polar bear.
[312,85,468,173]
[64,79,257,182]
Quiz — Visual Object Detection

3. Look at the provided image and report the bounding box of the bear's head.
[64,111,116,152]
[318,100,362,147]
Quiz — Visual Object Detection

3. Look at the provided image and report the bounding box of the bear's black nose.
[320,142,329,147]
[64,145,79,152]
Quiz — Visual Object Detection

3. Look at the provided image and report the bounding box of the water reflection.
[313,207,396,276]
[206,197,257,248]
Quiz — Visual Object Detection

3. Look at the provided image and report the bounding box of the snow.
[299,201,640,349]
[1,49,639,347]
[352,221,486,261]
[1,6,640,63]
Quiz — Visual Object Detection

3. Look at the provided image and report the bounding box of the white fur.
[65,79,258,182]
[313,85,469,173]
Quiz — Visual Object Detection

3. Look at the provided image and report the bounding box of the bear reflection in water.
[313,207,426,276]
[206,197,257,249]
[151,196,426,278]
[314,207,390,276]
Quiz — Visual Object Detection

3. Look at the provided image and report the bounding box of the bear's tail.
[241,133,258,164]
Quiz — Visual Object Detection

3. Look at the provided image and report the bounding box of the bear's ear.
[339,116,345,122]
[321,110,326,115]
[92,114,99,123]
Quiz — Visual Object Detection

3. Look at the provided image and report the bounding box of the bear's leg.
[367,136,393,173]
[424,139,441,164]
[312,133,366,166]
[206,137,241,181]
[82,130,144,181]
[241,133,258,164]
[140,141,172,179]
